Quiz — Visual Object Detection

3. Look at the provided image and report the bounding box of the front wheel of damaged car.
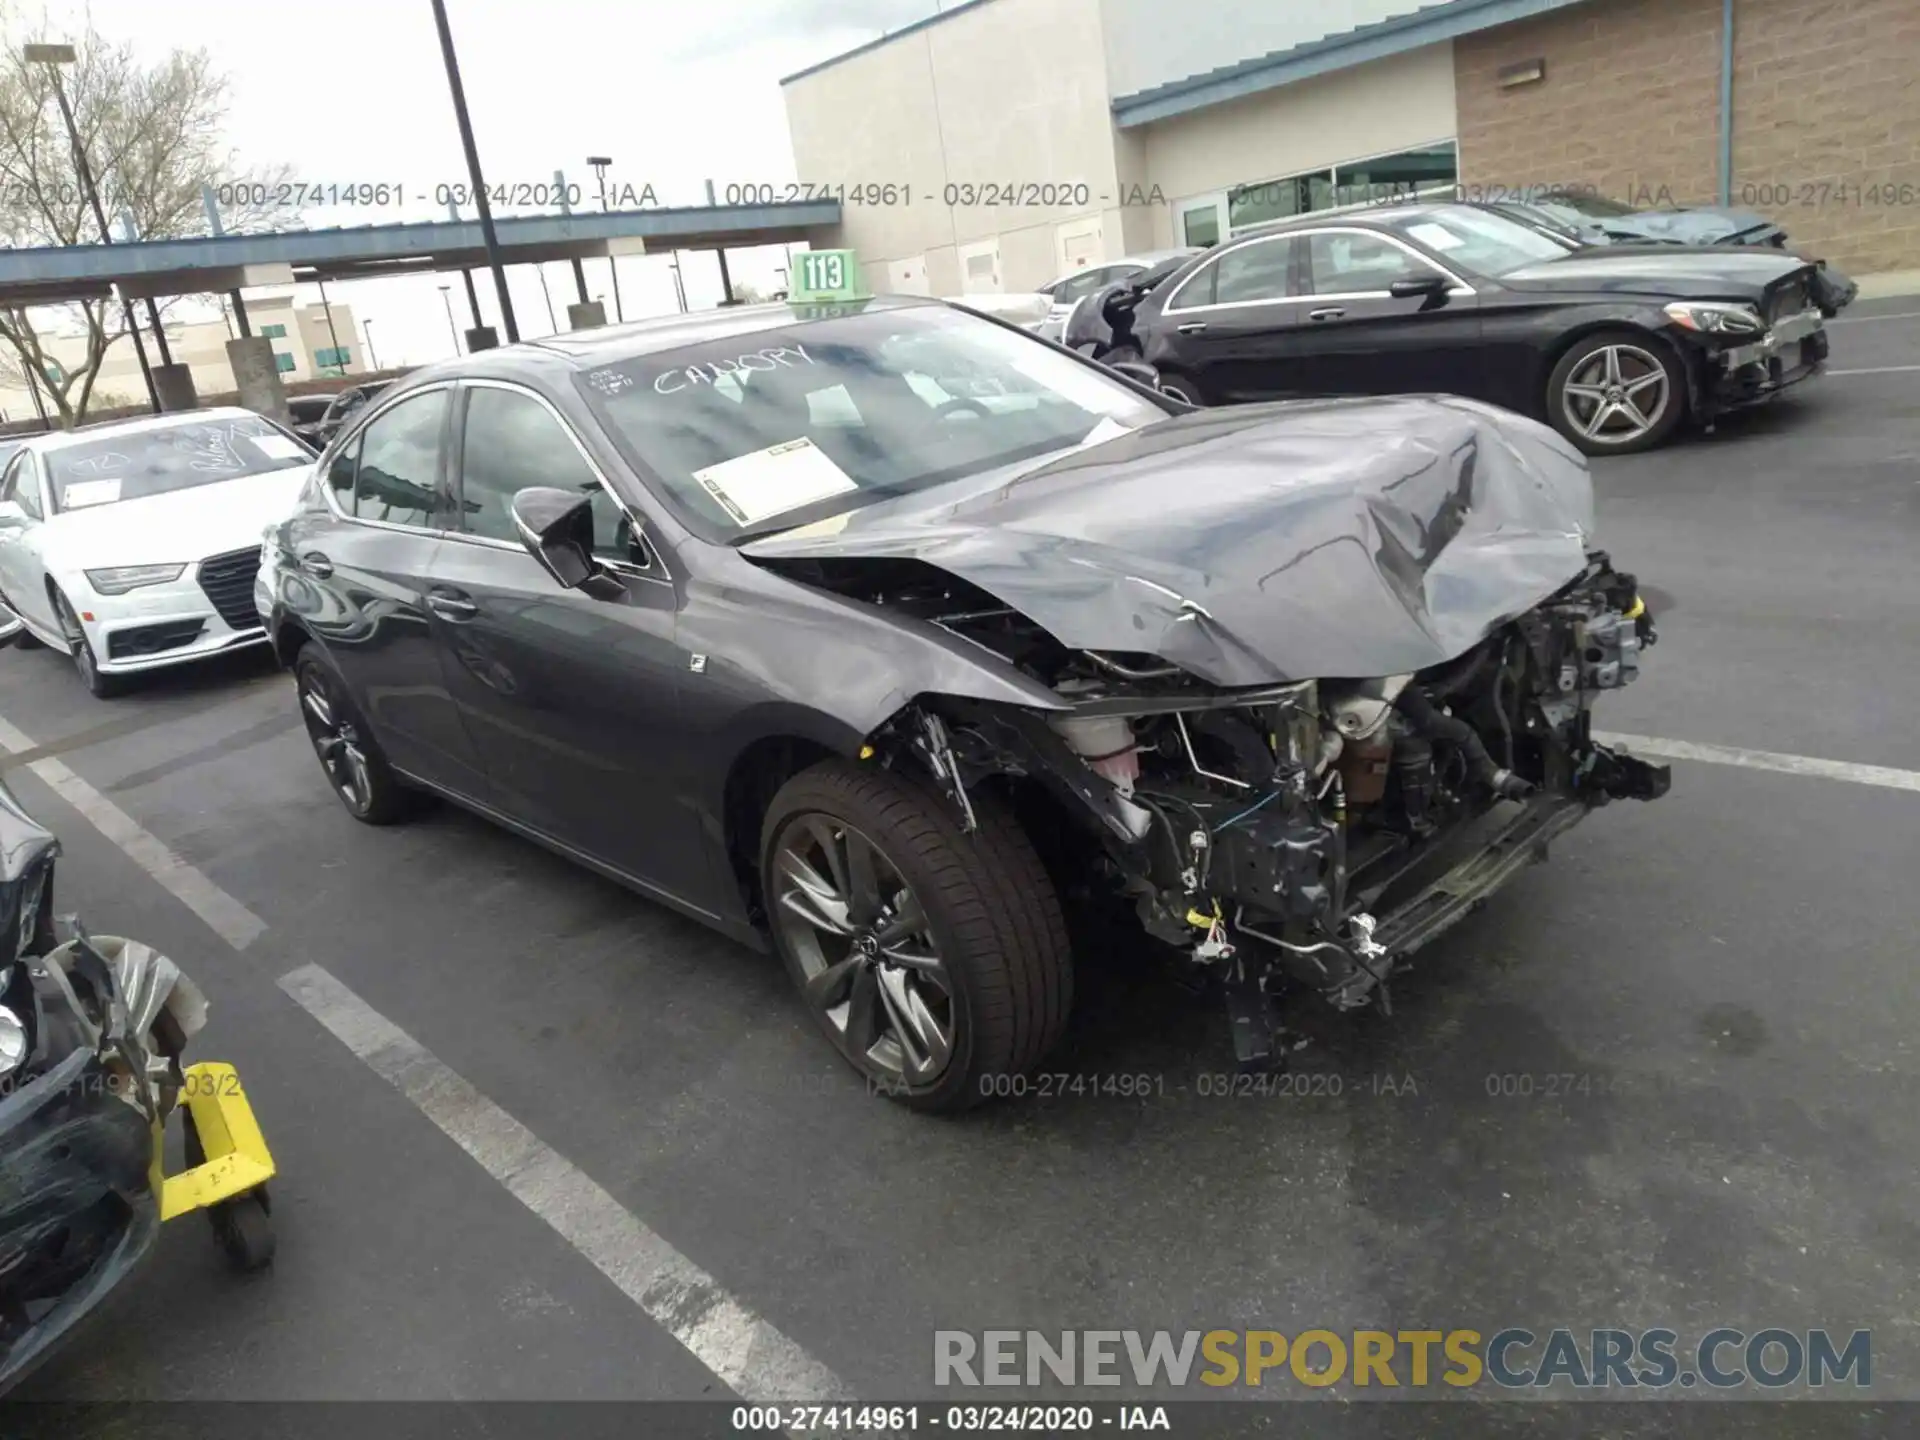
[760,761,1072,1113]
[1546,329,1686,456]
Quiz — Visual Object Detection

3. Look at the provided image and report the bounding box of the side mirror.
[510,486,601,590]
[1389,273,1450,300]
[0,499,25,529]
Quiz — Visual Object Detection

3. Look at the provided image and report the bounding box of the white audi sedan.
[0,408,315,697]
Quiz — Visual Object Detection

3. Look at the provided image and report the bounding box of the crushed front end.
[0,788,209,1392]
[876,552,1668,1070]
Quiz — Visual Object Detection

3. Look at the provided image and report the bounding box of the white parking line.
[1827,364,1920,376]
[278,962,852,1406]
[0,714,266,948]
[1597,732,1920,793]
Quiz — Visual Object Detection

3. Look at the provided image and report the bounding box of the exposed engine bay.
[803,550,1670,1069]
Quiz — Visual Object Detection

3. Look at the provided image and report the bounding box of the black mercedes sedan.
[263,298,1666,1110]
[1125,202,1829,455]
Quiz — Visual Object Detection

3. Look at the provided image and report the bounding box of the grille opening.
[197,546,264,632]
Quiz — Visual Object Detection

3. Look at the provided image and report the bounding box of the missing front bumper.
[1707,308,1828,411]
[1215,748,1670,1067]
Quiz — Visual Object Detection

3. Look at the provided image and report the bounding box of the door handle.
[1308,307,1346,322]
[299,551,333,578]
[1176,321,1208,334]
[425,588,479,622]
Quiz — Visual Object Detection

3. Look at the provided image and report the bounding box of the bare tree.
[0,8,291,426]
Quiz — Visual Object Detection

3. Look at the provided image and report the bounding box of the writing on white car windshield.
[574,302,1164,540]
[46,416,310,513]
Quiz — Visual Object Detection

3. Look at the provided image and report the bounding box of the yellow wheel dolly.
[159,1061,278,1271]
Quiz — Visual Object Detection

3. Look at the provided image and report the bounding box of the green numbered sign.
[791,249,865,302]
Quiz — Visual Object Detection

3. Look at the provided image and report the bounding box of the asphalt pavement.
[3,301,1918,1432]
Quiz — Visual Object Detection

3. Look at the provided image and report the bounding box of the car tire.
[1546,329,1687,456]
[1157,372,1205,407]
[293,644,415,825]
[0,595,38,649]
[53,589,125,698]
[760,759,1072,1113]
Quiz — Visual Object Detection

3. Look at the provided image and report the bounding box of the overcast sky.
[30,0,944,367]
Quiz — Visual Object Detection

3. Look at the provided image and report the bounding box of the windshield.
[1381,205,1578,275]
[45,415,310,513]
[574,303,1167,540]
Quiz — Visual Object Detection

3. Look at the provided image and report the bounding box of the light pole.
[24,42,161,415]
[316,274,344,373]
[535,264,557,331]
[363,319,379,371]
[668,256,687,314]
[428,0,518,342]
[438,285,461,353]
[588,154,623,321]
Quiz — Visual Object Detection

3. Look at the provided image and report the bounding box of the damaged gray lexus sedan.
[264,297,1669,1111]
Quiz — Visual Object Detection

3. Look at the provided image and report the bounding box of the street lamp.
[363,319,379,371]
[428,0,518,342]
[316,274,344,373]
[588,154,623,322]
[535,264,557,331]
[438,284,461,354]
[23,42,161,415]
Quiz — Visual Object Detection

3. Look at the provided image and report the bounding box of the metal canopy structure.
[0,200,841,306]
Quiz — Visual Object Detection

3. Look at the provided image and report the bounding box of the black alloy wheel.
[761,760,1072,1112]
[295,647,411,824]
[55,589,123,698]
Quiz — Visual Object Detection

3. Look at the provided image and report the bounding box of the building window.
[261,324,287,339]
[1330,143,1460,209]
[1228,171,1333,231]
[274,352,296,373]
[315,346,352,371]
[1192,141,1461,243]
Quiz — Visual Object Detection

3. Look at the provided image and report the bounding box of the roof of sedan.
[18,405,264,452]
[538,295,935,359]
[1232,201,1460,241]
[400,294,942,386]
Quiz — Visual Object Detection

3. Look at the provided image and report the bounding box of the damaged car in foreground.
[263,298,1668,1112]
[0,794,191,1390]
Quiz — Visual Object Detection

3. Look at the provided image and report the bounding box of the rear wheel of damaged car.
[760,759,1072,1113]
[1546,328,1686,456]
[294,643,414,825]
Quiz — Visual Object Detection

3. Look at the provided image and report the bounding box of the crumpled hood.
[744,396,1596,687]
[1598,207,1783,246]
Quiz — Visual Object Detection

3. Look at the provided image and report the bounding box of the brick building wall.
[1455,0,1723,208]
[1731,0,1920,274]
[1455,0,1920,274]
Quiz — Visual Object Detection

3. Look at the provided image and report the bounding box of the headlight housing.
[0,1003,27,1078]
[1663,301,1764,335]
[84,563,187,595]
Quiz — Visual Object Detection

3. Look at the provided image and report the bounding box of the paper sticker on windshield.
[692,438,856,526]
[250,433,308,461]
[63,479,122,509]
[1406,222,1464,251]
[1078,417,1133,449]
